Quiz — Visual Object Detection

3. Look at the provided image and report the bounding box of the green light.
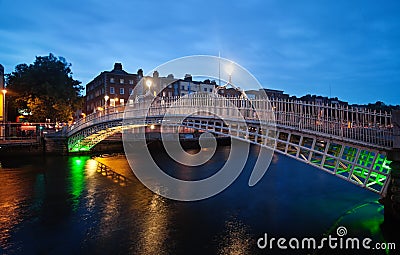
[69,156,89,211]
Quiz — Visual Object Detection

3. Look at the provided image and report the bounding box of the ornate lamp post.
[104,95,109,114]
[2,89,6,140]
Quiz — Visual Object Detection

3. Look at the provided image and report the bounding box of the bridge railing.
[270,99,393,148]
[68,95,393,149]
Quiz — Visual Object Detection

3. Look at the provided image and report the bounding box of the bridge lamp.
[146,79,152,96]
[1,89,6,140]
[146,79,152,89]
[226,64,234,84]
[2,89,6,119]
[104,95,109,105]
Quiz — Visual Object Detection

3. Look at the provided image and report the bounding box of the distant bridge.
[66,94,394,194]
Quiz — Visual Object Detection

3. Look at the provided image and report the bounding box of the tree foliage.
[6,53,83,122]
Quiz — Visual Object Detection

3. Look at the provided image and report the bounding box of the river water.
[0,143,396,254]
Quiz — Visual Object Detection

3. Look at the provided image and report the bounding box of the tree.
[6,53,83,122]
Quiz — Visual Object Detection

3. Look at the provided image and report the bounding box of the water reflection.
[0,167,37,250]
[0,145,398,255]
[217,217,252,255]
[135,194,171,255]
[68,157,88,211]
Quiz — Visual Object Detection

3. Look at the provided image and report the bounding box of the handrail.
[68,95,393,149]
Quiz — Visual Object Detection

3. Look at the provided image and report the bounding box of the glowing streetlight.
[104,95,109,113]
[146,79,152,89]
[1,89,6,140]
[226,64,234,84]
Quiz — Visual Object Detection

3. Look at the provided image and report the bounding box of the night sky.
[1,0,399,104]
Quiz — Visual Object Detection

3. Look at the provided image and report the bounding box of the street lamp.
[104,95,109,113]
[146,79,152,91]
[2,89,6,140]
[226,64,234,84]
[136,79,153,103]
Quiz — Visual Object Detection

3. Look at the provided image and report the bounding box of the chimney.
[153,71,159,78]
[114,63,123,71]
[184,74,192,81]
[137,69,143,78]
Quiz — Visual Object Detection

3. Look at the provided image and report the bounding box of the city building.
[217,87,243,97]
[85,63,141,114]
[245,88,289,100]
[299,94,347,106]
[122,71,219,100]
[176,75,216,96]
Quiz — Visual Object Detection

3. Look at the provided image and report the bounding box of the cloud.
[0,0,399,104]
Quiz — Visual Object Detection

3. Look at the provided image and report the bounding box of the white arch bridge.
[66,94,395,194]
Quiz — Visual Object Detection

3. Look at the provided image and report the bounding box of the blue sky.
[0,0,399,104]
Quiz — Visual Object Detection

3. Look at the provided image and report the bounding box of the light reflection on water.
[0,145,396,255]
[135,194,171,255]
[217,217,252,255]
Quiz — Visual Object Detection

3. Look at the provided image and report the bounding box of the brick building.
[85,63,141,114]
[85,63,247,114]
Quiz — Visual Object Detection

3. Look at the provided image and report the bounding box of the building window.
[110,87,115,94]
[204,88,207,92]
[120,79,124,84]
[120,88,124,94]
[209,88,213,92]
[120,99,125,105]
[129,80,134,85]
[181,93,185,96]
[181,85,185,90]
[110,78,115,83]
[129,88,133,95]
[110,98,115,107]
